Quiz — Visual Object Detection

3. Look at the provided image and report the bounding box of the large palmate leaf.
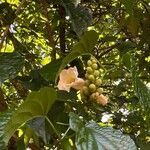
[41,30,98,83]
[27,117,48,143]
[3,87,57,144]
[0,52,24,85]
[0,110,13,150]
[69,112,137,150]
[56,30,98,81]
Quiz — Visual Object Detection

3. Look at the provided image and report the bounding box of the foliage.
[0,110,13,150]
[4,87,56,144]
[0,52,24,85]
[0,0,150,149]
[69,112,136,150]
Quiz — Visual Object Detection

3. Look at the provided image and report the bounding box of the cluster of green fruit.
[81,57,104,102]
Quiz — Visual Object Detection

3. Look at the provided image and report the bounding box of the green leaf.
[69,112,84,132]
[4,87,57,144]
[61,138,73,150]
[56,30,98,81]
[57,90,77,101]
[133,75,150,115]
[27,117,48,143]
[0,109,13,150]
[104,68,125,79]
[69,113,137,150]
[122,0,136,15]
[62,0,92,35]
[137,140,150,150]
[0,52,24,85]
[50,0,92,35]
[126,16,139,36]
[122,52,132,69]
[101,36,117,42]
[40,59,62,83]
[117,41,136,56]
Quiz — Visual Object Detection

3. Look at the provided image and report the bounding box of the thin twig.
[39,0,56,60]
[61,127,71,140]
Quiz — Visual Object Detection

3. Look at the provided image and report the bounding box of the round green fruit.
[99,68,104,73]
[97,88,103,94]
[91,58,97,63]
[95,79,102,86]
[85,80,90,86]
[82,86,89,96]
[88,75,95,82]
[94,70,100,77]
[85,73,88,78]
[89,84,96,92]
[90,93,96,100]
[92,63,98,70]
[87,67,93,74]
[87,60,92,66]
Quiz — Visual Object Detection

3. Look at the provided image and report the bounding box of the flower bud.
[85,73,88,78]
[92,63,98,70]
[99,68,104,73]
[87,67,93,74]
[96,94,108,106]
[91,58,97,63]
[94,70,100,77]
[87,60,92,66]
[89,84,96,92]
[85,80,90,86]
[90,93,96,100]
[88,74,95,82]
[97,88,103,94]
[95,79,102,86]
[82,86,89,96]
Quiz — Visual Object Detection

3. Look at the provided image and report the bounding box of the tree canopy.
[0,0,150,149]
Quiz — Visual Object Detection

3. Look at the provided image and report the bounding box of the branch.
[0,88,8,112]
[11,79,28,98]
[58,5,66,54]
[39,0,56,60]
[97,44,118,59]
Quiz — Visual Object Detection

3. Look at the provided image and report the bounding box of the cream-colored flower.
[57,67,85,92]
[96,94,108,106]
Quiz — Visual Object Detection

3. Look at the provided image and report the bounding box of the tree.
[0,0,150,149]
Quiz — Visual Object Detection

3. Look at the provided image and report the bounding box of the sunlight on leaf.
[4,87,57,144]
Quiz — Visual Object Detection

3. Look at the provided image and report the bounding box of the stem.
[61,127,70,140]
[45,116,61,139]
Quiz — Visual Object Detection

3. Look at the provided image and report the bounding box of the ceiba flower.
[96,93,108,106]
[89,92,108,106]
[57,66,85,92]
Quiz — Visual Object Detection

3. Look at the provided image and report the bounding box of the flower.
[95,94,108,106]
[57,66,85,92]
